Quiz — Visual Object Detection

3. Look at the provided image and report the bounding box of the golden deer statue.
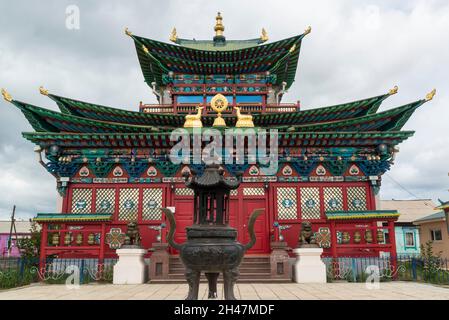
[234,106,254,128]
[183,106,204,128]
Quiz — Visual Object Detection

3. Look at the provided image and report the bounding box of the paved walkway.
[0,282,448,300]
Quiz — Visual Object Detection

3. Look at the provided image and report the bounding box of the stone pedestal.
[149,243,170,280]
[113,247,147,284]
[293,247,326,283]
[270,241,291,279]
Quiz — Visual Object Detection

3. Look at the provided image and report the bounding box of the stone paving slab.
[0,282,448,300]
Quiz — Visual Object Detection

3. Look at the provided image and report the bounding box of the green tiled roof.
[414,211,445,223]
[174,38,265,51]
[326,210,400,220]
[34,213,112,222]
[129,33,305,89]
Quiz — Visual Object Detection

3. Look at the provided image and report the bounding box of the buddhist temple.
[2,13,435,281]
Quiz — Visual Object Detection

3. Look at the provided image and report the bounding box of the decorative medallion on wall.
[147,166,157,177]
[305,199,316,208]
[99,200,111,210]
[113,166,124,177]
[349,164,360,176]
[281,198,295,208]
[282,165,293,176]
[105,228,125,249]
[315,165,326,176]
[75,199,87,210]
[147,200,157,209]
[314,227,331,248]
[248,165,259,176]
[327,198,340,209]
[352,199,362,208]
[79,166,90,177]
[123,199,135,209]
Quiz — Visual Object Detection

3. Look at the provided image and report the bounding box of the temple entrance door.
[170,197,193,254]
[241,197,268,253]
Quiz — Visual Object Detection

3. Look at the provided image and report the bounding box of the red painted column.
[99,223,105,264]
[330,220,338,258]
[388,220,398,279]
[39,223,48,272]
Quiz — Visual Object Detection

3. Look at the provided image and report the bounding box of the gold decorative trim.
[142,45,149,54]
[289,44,296,53]
[39,86,49,96]
[1,88,12,102]
[388,85,398,95]
[425,88,436,101]
[234,106,254,128]
[125,27,132,37]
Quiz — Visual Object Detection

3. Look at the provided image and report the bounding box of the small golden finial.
[39,86,49,96]
[125,27,132,37]
[289,44,297,53]
[389,85,398,95]
[169,27,178,42]
[260,28,268,42]
[142,45,149,54]
[1,88,12,102]
[214,12,225,37]
[425,88,436,101]
[304,26,312,35]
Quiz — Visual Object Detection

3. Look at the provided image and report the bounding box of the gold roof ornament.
[214,12,225,37]
[260,28,268,42]
[142,45,149,54]
[1,88,12,102]
[234,106,254,128]
[183,105,204,128]
[211,93,228,127]
[169,27,178,43]
[39,86,49,96]
[425,88,436,101]
[304,26,312,35]
[389,85,398,95]
[125,27,132,37]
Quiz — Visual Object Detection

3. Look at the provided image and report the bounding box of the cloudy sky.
[0,0,448,220]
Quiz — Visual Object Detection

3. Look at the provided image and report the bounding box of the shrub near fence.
[0,258,117,289]
[324,256,449,284]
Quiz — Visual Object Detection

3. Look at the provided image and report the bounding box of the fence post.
[411,257,417,280]
[80,259,85,285]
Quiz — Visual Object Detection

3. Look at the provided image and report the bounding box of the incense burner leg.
[205,272,219,299]
[185,268,200,300]
[223,267,239,300]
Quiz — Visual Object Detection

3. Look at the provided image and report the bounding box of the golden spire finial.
[389,85,398,95]
[260,28,268,42]
[142,45,149,54]
[304,26,312,35]
[1,88,12,102]
[169,27,178,42]
[125,27,132,37]
[425,88,436,101]
[214,12,224,37]
[39,86,49,96]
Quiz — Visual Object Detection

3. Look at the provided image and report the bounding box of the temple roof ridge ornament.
[260,28,268,42]
[304,26,312,36]
[125,27,132,37]
[214,12,225,37]
[39,86,49,96]
[1,88,12,102]
[425,88,436,101]
[388,85,398,95]
[169,27,177,43]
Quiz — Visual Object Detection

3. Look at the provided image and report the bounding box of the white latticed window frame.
[118,188,139,221]
[277,187,297,220]
[324,187,343,211]
[71,188,93,214]
[300,187,321,219]
[175,188,194,196]
[95,188,116,214]
[142,188,163,221]
[243,188,265,196]
[347,186,368,211]
[230,189,238,196]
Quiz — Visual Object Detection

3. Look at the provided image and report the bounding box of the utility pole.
[7,205,17,257]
